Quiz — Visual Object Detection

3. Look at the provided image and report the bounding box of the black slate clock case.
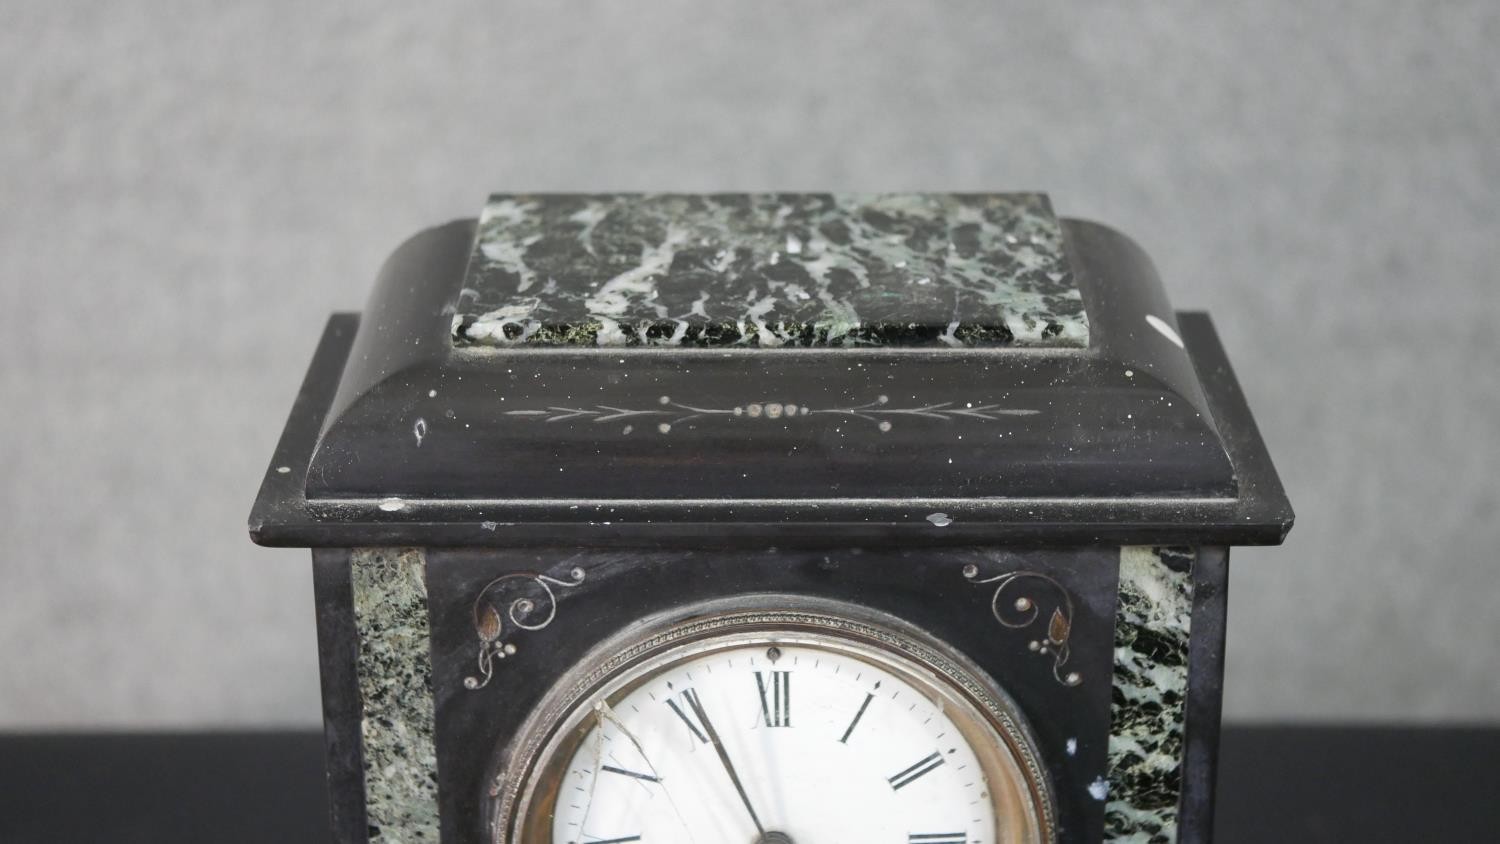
[253,194,1291,844]
[433,547,1121,843]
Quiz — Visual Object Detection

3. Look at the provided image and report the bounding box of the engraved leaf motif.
[477,605,503,642]
[1048,608,1071,645]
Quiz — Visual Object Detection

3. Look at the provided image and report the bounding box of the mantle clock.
[250,193,1292,844]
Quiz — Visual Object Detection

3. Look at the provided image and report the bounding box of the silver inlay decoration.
[505,393,1038,433]
[464,567,588,690]
[963,563,1082,687]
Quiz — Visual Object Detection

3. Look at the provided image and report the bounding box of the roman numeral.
[665,688,709,744]
[839,691,875,743]
[888,750,945,790]
[600,764,659,783]
[909,834,967,843]
[755,670,791,727]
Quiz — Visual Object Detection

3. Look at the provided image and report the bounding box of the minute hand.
[684,689,766,836]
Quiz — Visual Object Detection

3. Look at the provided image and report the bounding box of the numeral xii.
[755,670,791,727]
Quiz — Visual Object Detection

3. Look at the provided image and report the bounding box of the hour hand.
[683,689,766,836]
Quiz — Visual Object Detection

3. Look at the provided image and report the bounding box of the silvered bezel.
[487,594,1056,843]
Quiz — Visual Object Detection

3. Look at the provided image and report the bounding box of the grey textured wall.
[2,1,1497,728]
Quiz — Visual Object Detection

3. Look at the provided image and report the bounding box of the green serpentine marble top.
[453,193,1089,348]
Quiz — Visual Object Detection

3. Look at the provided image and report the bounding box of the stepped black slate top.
[248,201,1296,548]
[452,193,1089,348]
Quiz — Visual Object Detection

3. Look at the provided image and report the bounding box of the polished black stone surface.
[2,727,1494,843]
[454,193,1088,348]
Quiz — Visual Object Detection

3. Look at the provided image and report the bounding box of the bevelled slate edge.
[248,314,1292,547]
[313,550,370,844]
[352,548,440,843]
[1175,547,1229,842]
[1105,546,1195,843]
[454,193,1088,348]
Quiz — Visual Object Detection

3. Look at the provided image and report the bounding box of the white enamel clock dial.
[500,617,1048,844]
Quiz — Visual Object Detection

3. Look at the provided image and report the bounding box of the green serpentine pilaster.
[351,548,440,843]
[1105,546,1196,843]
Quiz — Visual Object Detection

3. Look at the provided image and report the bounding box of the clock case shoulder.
[248,219,1293,548]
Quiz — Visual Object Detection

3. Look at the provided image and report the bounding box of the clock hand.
[683,689,766,837]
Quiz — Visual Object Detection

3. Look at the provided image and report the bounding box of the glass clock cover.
[495,607,1051,844]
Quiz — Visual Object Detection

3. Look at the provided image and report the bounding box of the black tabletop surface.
[1,726,1495,843]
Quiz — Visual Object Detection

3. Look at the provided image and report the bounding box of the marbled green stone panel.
[352,548,440,843]
[456,193,1088,348]
[1105,546,1195,843]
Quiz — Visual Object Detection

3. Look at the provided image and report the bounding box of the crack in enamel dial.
[492,605,1053,844]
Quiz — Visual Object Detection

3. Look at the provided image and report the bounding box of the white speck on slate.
[1145,314,1185,349]
[927,512,953,527]
[1066,738,1077,756]
[276,466,291,474]
[413,417,427,446]
[480,521,498,531]
[378,497,405,512]
[1088,776,1109,800]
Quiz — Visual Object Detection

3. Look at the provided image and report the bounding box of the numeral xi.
[666,688,709,744]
